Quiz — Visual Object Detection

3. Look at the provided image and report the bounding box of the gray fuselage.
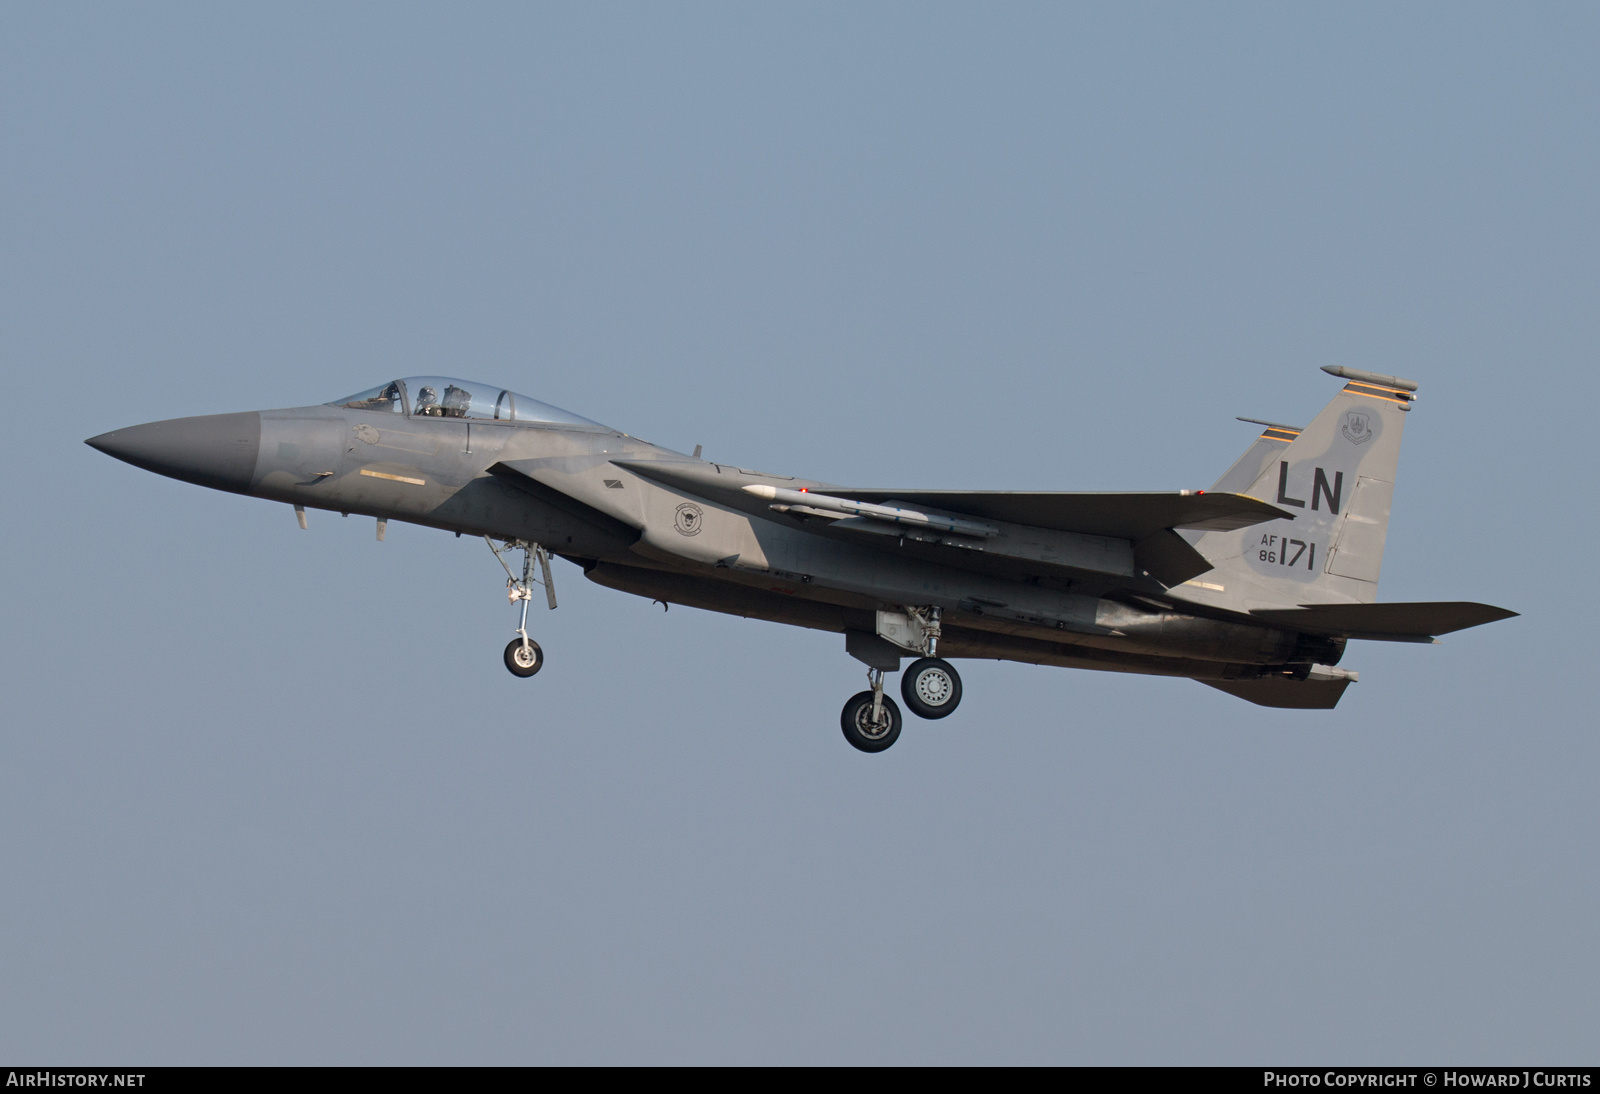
[87,397,1339,688]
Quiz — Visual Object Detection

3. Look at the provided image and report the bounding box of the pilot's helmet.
[416,385,439,409]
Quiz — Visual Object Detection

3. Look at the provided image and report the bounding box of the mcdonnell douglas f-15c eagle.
[88,366,1514,752]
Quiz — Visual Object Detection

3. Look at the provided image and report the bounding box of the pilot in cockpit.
[441,384,472,418]
[414,385,441,416]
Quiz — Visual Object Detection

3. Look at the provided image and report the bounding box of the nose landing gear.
[486,537,556,678]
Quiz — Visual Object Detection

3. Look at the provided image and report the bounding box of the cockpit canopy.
[332,377,602,428]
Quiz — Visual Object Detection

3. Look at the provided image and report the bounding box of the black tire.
[503,637,544,677]
[840,691,902,752]
[901,657,962,719]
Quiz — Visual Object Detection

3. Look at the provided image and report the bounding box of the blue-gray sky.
[1,2,1594,1064]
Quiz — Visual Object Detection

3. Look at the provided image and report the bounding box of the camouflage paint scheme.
[86,367,1514,714]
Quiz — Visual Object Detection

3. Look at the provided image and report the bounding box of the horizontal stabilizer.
[1133,529,1214,586]
[831,490,1293,541]
[1249,601,1517,640]
[1199,672,1355,709]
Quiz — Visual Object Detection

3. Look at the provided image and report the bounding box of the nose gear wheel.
[504,637,544,677]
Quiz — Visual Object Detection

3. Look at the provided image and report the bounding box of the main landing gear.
[901,656,962,719]
[486,537,556,678]
[841,670,903,752]
[839,607,963,753]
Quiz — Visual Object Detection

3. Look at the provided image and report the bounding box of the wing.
[817,489,1291,587]
[830,489,1291,539]
[613,459,1294,588]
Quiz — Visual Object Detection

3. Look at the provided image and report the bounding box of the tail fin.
[1177,367,1416,611]
[1210,418,1303,494]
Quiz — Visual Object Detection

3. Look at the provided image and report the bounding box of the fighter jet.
[87,366,1514,752]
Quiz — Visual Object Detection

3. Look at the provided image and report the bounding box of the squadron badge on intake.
[674,502,704,536]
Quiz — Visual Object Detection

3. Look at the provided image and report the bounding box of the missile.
[742,484,999,538]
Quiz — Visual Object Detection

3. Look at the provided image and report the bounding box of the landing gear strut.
[839,605,963,751]
[840,668,902,753]
[486,537,556,678]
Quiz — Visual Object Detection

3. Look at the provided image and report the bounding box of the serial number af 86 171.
[1258,532,1316,571]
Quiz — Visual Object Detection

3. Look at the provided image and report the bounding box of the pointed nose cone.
[87,411,262,494]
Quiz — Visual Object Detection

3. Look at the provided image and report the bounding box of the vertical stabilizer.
[1210,418,1302,494]
[1176,368,1416,612]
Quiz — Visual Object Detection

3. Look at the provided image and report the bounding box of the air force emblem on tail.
[1341,409,1375,445]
